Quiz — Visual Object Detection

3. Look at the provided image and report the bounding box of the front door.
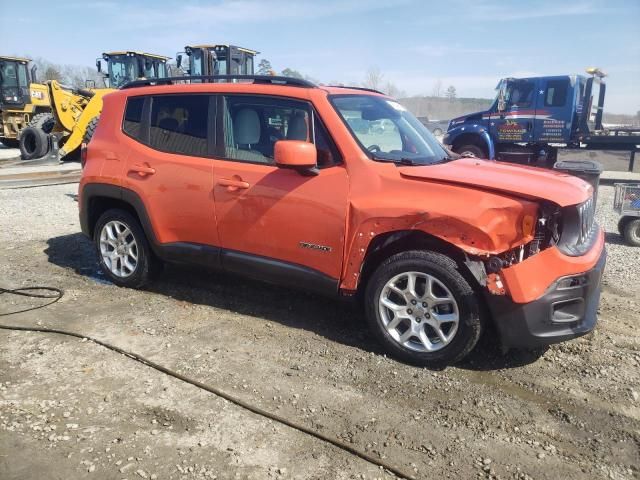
[533,76,572,143]
[490,78,538,144]
[212,94,349,292]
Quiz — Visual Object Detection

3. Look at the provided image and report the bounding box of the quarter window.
[544,79,569,107]
[123,97,145,139]
[149,95,209,156]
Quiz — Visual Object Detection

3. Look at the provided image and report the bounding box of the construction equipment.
[19,51,170,161]
[176,45,258,79]
[0,56,50,147]
[96,51,170,88]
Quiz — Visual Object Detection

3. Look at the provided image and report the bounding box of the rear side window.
[545,80,569,107]
[149,95,209,156]
[123,97,144,139]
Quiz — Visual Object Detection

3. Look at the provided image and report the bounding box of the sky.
[2,0,639,114]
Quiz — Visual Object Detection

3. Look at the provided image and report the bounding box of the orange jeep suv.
[79,75,606,366]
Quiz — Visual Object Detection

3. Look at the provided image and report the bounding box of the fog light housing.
[557,274,588,290]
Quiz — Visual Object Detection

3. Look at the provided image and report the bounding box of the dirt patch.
[1,179,639,480]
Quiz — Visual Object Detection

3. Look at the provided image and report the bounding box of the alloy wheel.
[378,271,460,352]
[99,220,139,278]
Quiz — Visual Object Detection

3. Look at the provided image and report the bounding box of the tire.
[623,218,640,247]
[617,216,633,236]
[94,209,162,288]
[364,250,482,367]
[432,127,443,136]
[454,143,486,159]
[83,115,100,145]
[0,138,19,148]
[28,112,55,133]
[19,126,50,160]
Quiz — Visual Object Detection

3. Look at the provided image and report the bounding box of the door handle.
[129,164,156,176]
[217,178,250,189]
[105,152,118,161]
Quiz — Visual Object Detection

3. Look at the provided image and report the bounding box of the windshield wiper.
[371,154,418,166]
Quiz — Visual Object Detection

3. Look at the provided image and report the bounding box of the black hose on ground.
[0,286,417,480]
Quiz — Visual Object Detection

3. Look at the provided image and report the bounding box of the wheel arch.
[449,130,494,159]
[81,183,159,253]
[355,230,487,301]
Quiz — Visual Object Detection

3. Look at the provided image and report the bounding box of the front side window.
[149,95,209,156]
[108,57,137,88]
[545,79,569,107]
[222,95,310,164]
[504,80,535,109]
[221,95,340,167]
[331,95,449,165]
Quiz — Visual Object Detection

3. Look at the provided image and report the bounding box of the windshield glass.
[108,56,137,88]
[0,61,28,104]
[189,50,203,76]
[331,95,449,165]
[143,59,167,79]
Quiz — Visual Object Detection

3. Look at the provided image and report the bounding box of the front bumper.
[486,245,606,349]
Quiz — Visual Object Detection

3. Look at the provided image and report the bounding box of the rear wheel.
[623,218,640,247]
[29,112,55,133]
[94,209,162,288]
[364,250,482,366]
[454,143,486,159]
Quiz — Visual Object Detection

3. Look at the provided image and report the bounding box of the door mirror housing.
[275,140,318,176]
[96,59,102,73]
[176,54,183,69]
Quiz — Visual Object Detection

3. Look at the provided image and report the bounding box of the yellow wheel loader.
[19,51,170,160]
[0,56,50,148]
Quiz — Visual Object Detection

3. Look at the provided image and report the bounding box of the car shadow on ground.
[45,232,544,371]
[604,231,628,246]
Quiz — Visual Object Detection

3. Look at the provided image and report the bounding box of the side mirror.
[176,54,182,69]
[96,59,102,73]
[497,98,506,112]
[274,140,318,176]
[30,65,38,83]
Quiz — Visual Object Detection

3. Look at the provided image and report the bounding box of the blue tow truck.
[443,69,640,171]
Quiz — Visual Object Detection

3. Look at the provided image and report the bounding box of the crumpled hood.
[398,158,592,207]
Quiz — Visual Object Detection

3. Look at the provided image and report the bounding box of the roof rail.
[327,85,386,95]
[121,75,316,89]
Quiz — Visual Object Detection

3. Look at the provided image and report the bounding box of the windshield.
[331,95,449,165]
[0,61,29,104]
[143,59,167,79]
[108,56,138,88]
[189,50,203,76]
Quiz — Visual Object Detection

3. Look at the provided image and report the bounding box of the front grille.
[577,196,595,246]
[559,195,598,256]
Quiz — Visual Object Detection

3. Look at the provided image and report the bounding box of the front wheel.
[364,250,482,366]
[623,218,640,247]
[454,144,486,159]
[94,209,162,288]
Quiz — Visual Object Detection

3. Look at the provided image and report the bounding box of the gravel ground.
[0,176,639,480]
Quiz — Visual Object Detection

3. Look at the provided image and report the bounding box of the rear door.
[533,77,572,143]
[489,78,538,144]
[122,93,219,252]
